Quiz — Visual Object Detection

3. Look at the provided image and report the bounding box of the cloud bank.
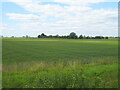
[2,0,118,36]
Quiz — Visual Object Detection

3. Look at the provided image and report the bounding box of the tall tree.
[69,32,78,39]
[79,35,83,39]
[38,35,41,38]
[41,33,47,38]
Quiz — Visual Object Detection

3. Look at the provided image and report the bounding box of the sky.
[0,0,119,37]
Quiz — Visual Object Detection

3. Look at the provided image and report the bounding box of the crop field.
[2,38,118,88]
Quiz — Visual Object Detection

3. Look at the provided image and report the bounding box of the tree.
[41,33,46,38]
[95,36,104,39]
[49,35,53,38]
[83,35,86,39]
[105,37,108,39]
[38,35,41,38]
[79,35,83,39]
[26,35,29,38]
[66,35,69,39]
[69,32,78,39]
[86,36,90,39]
[54,35,59,38]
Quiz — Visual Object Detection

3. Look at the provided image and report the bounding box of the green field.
[2,38,118,88]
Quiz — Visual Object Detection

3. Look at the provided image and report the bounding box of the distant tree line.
[38,32,109,39]
[2,32,118,39]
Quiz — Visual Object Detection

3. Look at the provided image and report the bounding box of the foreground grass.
[3,61,118,88]
[2,38,118,88]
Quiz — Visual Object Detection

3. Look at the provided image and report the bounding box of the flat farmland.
[2,38,118,88]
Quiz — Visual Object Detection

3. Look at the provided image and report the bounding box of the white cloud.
[6,13,47,21]
[2,0,118,36]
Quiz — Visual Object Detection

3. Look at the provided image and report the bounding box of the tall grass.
[3,61,118,88]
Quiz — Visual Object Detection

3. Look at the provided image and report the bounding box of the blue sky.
[2,2,32,24]
[1,0,118,37]
[90,2,118,9]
